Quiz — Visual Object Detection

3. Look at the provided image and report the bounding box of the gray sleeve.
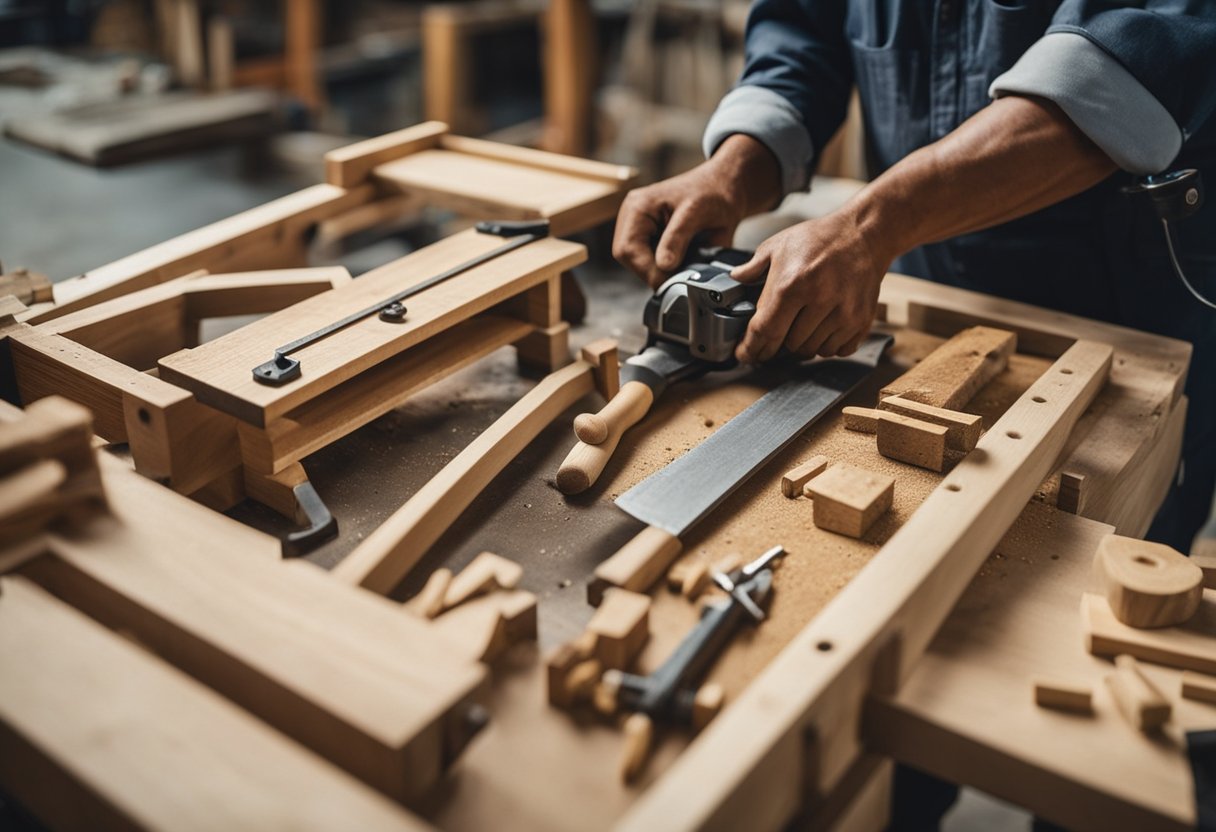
[702,85,815,195]
[989,32,1182,175]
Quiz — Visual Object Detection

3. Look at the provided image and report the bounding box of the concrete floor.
[0,135,1034,831]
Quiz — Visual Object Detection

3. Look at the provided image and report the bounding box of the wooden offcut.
[780,455,829,499]
[587,588,651,670]
[1105,655,1171,731]
[878,395,982,451]
[876,412,949,472]
[841,406,880,433]
[1181,671,1216,705]
[1082,592,1216,674]
[1033,679,1093,714]
[1095,535,1203,629]
[880,325,1016,410]
[590,526,682,605]
[805,464,895,539]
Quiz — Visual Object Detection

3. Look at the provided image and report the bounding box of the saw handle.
[557,381,654,494]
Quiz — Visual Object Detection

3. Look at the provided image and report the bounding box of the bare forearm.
[852,96,1117,262]
[712,134,785,217]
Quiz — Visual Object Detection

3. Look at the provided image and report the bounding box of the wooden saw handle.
[557,381,654,495]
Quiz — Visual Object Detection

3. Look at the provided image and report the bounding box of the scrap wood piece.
[1096,534,1203,629]
[1033,679,1093,714]
[1181,671,1216,705]
[325,121,449,188]
[416,568,452,620]
[876,411,949,472]
[0,267,53,305]
[442,552,523,611]
[0,576,433,832]
[1106,654,1172,731]
[880,325,1016,411]
[879,395,982,451]
[691,683,726,731]
[430,588,538,663]
[842,406,880,433]
[587,588,651,670]
[1082,592,1216,675]
[546,631,599,709]
[805,464,895,539]
[780,455,829,499]
[620,712,654,784]
[590,526,682,605]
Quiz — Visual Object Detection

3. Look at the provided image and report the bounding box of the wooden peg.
[1095,535,1203,629]
[587,588,651,670]
[416,568,452,619]
[805,464,895,539]
[1106,654,1171,731]
[842,406,880,433]
[877,411,949,472]
[780,454,829,499]
[1033,679,1093,714]
[879,395,982,451]
[620,712,653,783]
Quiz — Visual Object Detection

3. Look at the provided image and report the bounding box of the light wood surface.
[806,464,895,539]
[879,395,982,451]
[333,360,597,594]
[1083,591,1216,675]
[159,229,586,426]
[876,411,949,472]
[325,121,449,188]
[879,325,1015,410]
[0,576,436,832]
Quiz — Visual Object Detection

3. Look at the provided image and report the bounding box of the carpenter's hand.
[613,135,782,288]
[732,211,890,363]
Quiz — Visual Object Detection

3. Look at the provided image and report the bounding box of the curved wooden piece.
[332,360,595,595]
[557,381,654,494]
[1096,534,1203,629]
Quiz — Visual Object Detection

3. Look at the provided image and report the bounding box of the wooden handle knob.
[557,382,654,494]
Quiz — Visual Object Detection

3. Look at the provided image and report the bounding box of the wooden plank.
[1083,591,1216,675]
[34,183,374,322]
[878,396,982,451]
[438,135,636,185]
[181,267,352,319]
[374,150,626,237]
[325,121,449,188]
[238,315,533,474]
[619,340,1112,832]
[333,360,596,594]
[0,576,436,832]
[876,412,949,472]
[879,325,1016,411]
[158,230,587,426]
[20,453,486,805]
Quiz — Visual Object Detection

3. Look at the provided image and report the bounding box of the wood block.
[0,268,53,305]
[566,658,603,704]
[880,325,1016,411]
[692,683,726,731]
[515,321,571,372]
[580,337,620,401]
[806,464,895,539]
[842,406,879,433]
[680,562,710,600]
[1057,471,1086,514]
[1082,592,1216,675]
[620,712,653,784]
[0,577,433,832]
[1033,679,1093,714]
[780,455,830,499]
[1181,671,1216,705]
[1105,655,1171,731]
[1095,534,1203,628]
[589,526,682,605]
[444,552,523,611]
[325,121,449,188]
[877,412,949,472]
[430,589,538,663]
[546,631,598,709]
[879,395,982,451]
[587,588,651,670]
[416,568,452,619]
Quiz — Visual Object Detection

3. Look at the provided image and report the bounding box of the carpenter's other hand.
[612,165,745,288]
[732,212,889,363]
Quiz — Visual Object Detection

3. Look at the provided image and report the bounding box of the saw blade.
[615,333,892,536]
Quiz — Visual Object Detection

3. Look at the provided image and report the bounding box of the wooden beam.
[879,325,1016,411]
[325,122,449,189]
[0,576,436,832]
[332,359,597,594]
[619,340,1112,832]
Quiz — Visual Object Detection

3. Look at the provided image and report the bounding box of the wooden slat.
[0,576,435,832]
[238,315,533,473]
[34,183,374,322]
[325,121,449,188]
[20,453,486,805]
[158,230,586,426]
[333,359,596,594]
[619,340,1113,832]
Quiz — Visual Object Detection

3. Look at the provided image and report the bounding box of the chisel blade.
[615,333,892,536]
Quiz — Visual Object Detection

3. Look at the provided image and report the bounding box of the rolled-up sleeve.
[703,0,852,195]
[990,2,1216,175]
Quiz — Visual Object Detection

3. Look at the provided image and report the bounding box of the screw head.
[1186,187,1200,206]
[379,302,408,323]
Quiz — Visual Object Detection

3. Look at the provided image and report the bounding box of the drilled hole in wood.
[138,408,151,424]
[945,484,961,492]
[1133,555,1159,568]
[1006,430,1022,439]
[816,641,833,652]
[1032,396,1046,403]
[1060,368,1074,375]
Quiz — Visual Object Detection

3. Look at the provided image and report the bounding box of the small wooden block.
[1191,543,1216,590]
[620,712,653,784]
[880,325,1016,411]
[443,552,522,611]
[417,568,452,619]
[692,683,726,731]
[1181,671,1216,705]
[587,588,651,670]
[879,395,982,451]
[876,411,949,472]
[680,563,710,600]
[780,455,830,499]
[806,464,895,539]
[1033,679,1093,714]
[1082,592,1216,674]
[565,658,603,704]
[515,322,571,372]
[666,563,689,593]
[546,631,598,709]
[1106,654,1171,731]
[1057,471,1086,514]
[842,406,879,433]
[580,338,620,401]
[1095,534,1203,629]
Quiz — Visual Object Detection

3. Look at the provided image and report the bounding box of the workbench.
[0,129,1200,832]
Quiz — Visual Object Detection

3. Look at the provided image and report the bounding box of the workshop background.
[1,3,1199,831]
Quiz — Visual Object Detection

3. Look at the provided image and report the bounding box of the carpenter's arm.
[733,95,1117,362]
